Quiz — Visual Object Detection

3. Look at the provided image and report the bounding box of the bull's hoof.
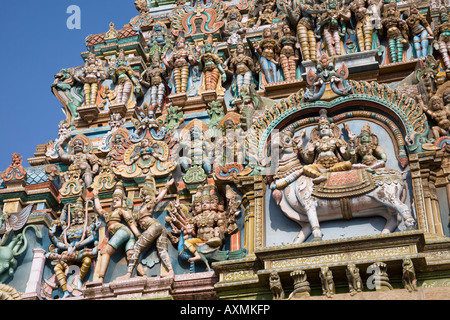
[311,236,323,242]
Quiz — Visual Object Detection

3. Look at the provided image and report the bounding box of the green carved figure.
[0,225,42,283]
[52,69,84,127]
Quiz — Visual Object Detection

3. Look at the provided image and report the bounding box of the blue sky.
[0,1,138,170]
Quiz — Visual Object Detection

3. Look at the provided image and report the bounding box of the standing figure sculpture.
[349,0,375,52]
[278,22,299,82]
[227,40,257,98]
[405,4,434,59]
[92,183,141,283]
[75,53,107,106]
[118,177,175,280]
[254,28,281,84]
[109,50,143,105]
[285,0,322,61]
[434,7,450,70]
[316,0,351,56]
[298,110,353,184]
[46,198,100,298]
[345,123,387,172]
[56,135,100,189]
[140,52,167,110]
[163,35,197,94]
[417,94,450,139]
[198,35,227,91]
[380,4,409,63]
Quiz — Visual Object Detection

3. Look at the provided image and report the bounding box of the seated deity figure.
[92,183,142,283]
[405,4,434,59]
[56,135,100,189]
[184,186,224,263]
[345,123,387,172]
[74,52,107,106]
[298,110,353,184]
[434,7,450,70]
[179,126,214,176]
[316,0,351,56]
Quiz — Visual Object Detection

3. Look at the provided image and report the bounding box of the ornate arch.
[245,80,430,167]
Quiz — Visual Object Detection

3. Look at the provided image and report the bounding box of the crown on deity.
[318,109,331,126]
[113,181,126,199]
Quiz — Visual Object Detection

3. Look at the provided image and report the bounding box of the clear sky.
[0,1,138,170]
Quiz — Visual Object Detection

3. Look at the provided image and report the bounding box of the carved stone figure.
[319,266,335,298]
[140,52,168,110]
[434,7,450,70]
[74,53,107,106]
[52,69,84,126]
[227,40,257,98]
[183,186,224,262]
[118,176,175,280]
[223,7,246,44]
[163,35,197,94]
[92,183,142,282]
[56,135,100,189]
[285,0,323,61]
[349,0,375,52]
[198,36,227,92]
[405,4,434,59]
[271,113,417,243]
[417,94,450,139]
[109,50,143,105]
[345,123,387,171]
[278,22,299,82]
[402,258,417,292]
[46,198,100,298]
[368,262,393,291]
[346,263,363,296]
[254,28,281,84]
[254,0,278,27]
[298,110,353,184]
[316,0,351,56]
[269,272,285,300]
[179,125,214,178]
[380,4,409,63]
[288,270,311,299]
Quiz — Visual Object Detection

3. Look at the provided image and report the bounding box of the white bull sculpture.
[271,170,417,244]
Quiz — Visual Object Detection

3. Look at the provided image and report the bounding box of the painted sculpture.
[56,134,100,190]
[118,176,175,280]
[74,53,107,106]
[278,22,299,82]
[92,183,142,283]
[405,4,434,59]
[380,4,409,63]
[227,40,257,98]
[163,35,197,94]
[349,0,376,52]
[254,28,281,84]
[435,7,450,70]
[140,52,168,111]
[271,111,417,243]
[46,198,100,298]
[108,50,143,105]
